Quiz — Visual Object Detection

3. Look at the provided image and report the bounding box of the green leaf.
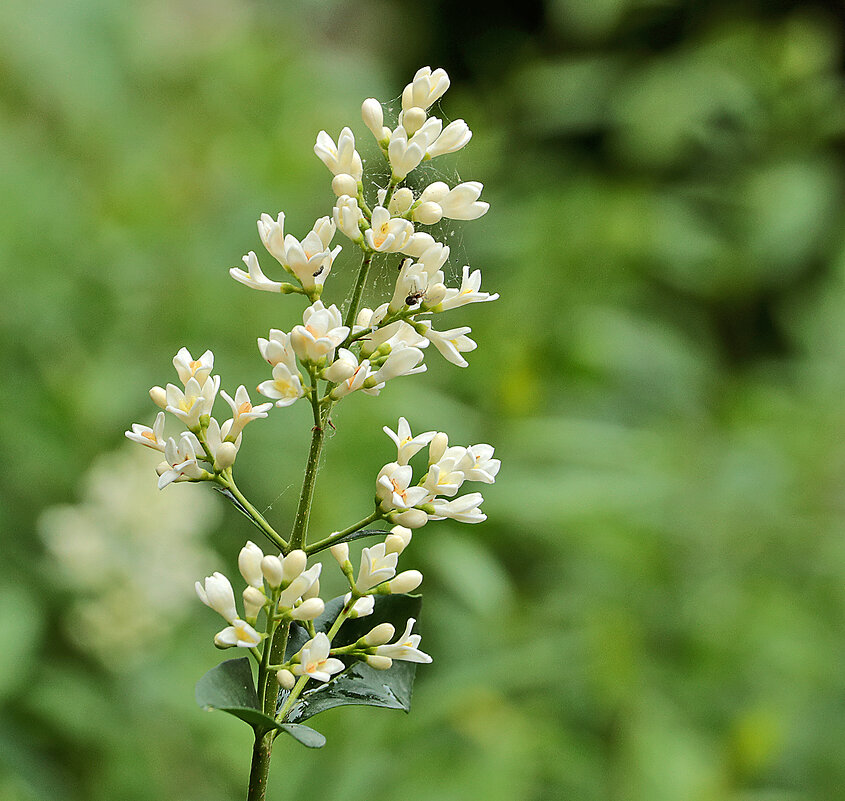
[284,594,423,723]
[195,658,325,747]
[277,723,326,748]
[195,657,259,717]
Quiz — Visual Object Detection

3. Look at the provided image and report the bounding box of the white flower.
[314,127,363,181]
[204,417,241,470]
[362,98,390,142]
[257,329,298,371]
[427,119,472,158]
[387,118,442,180]
[365,345,426,391]
[282,549,307,583]
[257,212,286,264]
[465,444,501,483]
[290,301,349,363]
[401,231,437,258]
[173,348,214,386]
[238,541,265,589]
[344,593,375,618]
[164,377,207,428]
[420,181,488,221]
[256,362,305,407]
[195,572,239,623]
[327,351,373,400]
[387,187,415,216]
[428,492,486,523]
[384,525,413,554]
[230,251,284,293]
[125,411,166,452]
[333,195,365,243]
[291,597,325,621]
[411,202,443,225]
[374,618,432,663]
[422,449,472,498]
[383,417,436,465]
[214,619,262,649]
[437,265,499,311]
[364,206,414,253]
[279,563,322,609]
[386,570,423,594]
[417,321,477,368]
[355,543,398,592]
[359,317,428,358]
[401,66,450,112]
[282,218,341,292]
[220,385,272,438]
[332,173,358,197]
[322,348,359,382]
[158,432,207,489]
[242,586,266,621]
[376,462,431,513]
[387,508,429,529]
[293,632,345,682]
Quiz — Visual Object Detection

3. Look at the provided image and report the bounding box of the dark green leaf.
[195,657,259,713]
[195,658,325,747]
[284,594,423,723]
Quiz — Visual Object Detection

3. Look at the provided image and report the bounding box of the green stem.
[275,596,358,723]
[305,511,381,555]
[219,475,288,552]
[246,615,291,801]
[289,370,327,551]
[344,251,374,329]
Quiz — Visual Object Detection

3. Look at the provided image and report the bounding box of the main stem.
[344,251,373,329]
[246,244,375,800]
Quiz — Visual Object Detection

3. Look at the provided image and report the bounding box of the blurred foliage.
[3,0,845,799]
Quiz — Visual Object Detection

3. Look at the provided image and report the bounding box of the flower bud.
[239,541,265,588]
[362,98,385,139]
[412,202,443,225]
[388,508,429,529]
[362,622,395,646]
[150,386,167,409]
[389,187,415,216]
[429,432,448,465]
[330,543,350,565]
[213,441,238,471]
[282,549,307,583]
[332,173,358,197]
[261,555,284,588]
[365,654,393,670]
[388,570,423,594]
[402,107,426,136]
[291,597,325,621]
[423,283,447,307]
[243,586,266,621]
[347,594,375,618]
[384,526,413,555]
[155,461,169,477]
[302,577,320,601]
[276,668,296,689]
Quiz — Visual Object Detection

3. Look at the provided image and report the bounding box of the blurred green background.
[4,0,845,799]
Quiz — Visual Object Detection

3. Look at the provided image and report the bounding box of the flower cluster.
[194,528,430,689]
[376,417,500,528]
[124,67,499,771]
[223,66,498,411]
[125,348,272,487]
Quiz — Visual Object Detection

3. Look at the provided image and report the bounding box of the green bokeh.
[3,1,845,799]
